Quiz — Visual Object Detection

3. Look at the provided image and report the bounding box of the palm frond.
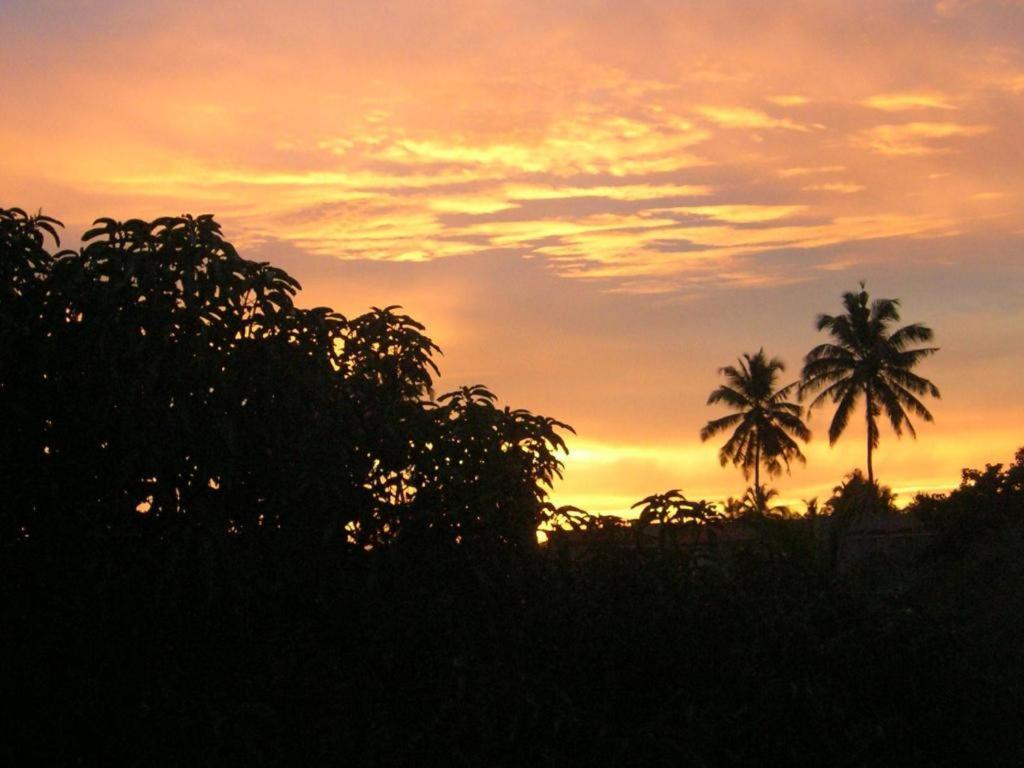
[889,346,940,371]
[886,367,941,398]
[874,380,914,438]
[887,378,936,423]
[870,297,901,326]
[807,376,853,410]
[889,322,933,349]
[706,385,750,409]
[828,386,860,445]
[700,412,745,441]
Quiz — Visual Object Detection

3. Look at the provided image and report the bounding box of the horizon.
[4,0,1023,514]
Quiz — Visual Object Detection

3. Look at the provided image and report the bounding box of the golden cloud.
[696,105,814,131]
[767,94,811,106]
[861,92,957,111]
[801,182,865,194]
[777,166,847,177]
[856,122,993,156]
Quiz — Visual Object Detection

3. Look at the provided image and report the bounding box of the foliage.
[400,384,574,548]
[0,209,570,552]
[801,282,940,484]
[825,470,898,519]
[631,489,720,527]
[631,489,720,548]
[542,503,598,531]
[910,447,1024,555]
[738,485,793,518]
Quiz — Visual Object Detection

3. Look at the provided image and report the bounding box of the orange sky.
[3,0,1023,513]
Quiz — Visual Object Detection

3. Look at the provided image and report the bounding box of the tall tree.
[700,349,810,505]
[0,208,573,552]
[800,283,940,486]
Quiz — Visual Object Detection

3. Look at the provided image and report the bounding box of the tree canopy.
[0,208,571,553]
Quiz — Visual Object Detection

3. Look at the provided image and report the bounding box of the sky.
[3,0,1024,514]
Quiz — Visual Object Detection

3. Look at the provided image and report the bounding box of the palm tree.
[701,349,811,502]
[739,485,791,517]
[803,497,819,518]
[800,283,939,486]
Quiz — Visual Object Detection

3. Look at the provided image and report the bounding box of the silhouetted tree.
[910,447,1024,552]
[721,496,746,519]
[5,212,363,545]
[822,470,898,565]
[393,384,573,549]
[0,209,571,553]
[701,349,810,502]
[541,502,592,531]
[801,283,939,486]
[824,470,896,518]
[632,489,719,548]
[738,485,792,518]
[1,208,69,542]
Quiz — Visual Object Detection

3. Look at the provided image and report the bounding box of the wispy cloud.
[505,184,712,202]
[777,165,847,178]
[856,122,993,156]
[695,105,814,131]
[801,182,865,193]
[862,92,957,111]
[767,94,811,106]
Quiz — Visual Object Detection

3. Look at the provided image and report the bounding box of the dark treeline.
[3,208,1024,765]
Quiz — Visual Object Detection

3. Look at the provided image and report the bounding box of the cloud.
[677,204,808,223]
[856,122,993,156]
[505,183,712,202]
[777,165,847,177]
[801,182,865,194]
[767,94,811,106]
[695,105,814,131]
[428,196,519,215]
[861,92,957,111]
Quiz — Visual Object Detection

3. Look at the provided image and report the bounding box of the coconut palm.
[803,497,819,518]
[739,485,791,518]
[700,349,810,502]
[800,283,939,486]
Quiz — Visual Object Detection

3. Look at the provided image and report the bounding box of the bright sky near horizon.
[3,0,1023,513]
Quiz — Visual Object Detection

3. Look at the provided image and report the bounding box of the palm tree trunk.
[754,438,761,509]
[865,388,874,486]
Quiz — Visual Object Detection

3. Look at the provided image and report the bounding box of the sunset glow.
[4,0,1023,514]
